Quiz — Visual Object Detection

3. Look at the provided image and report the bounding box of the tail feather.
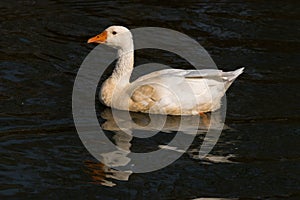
[228,67,244,81]
[223,67,244,90]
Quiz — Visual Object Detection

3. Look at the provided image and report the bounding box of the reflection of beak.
[87,30,107,43]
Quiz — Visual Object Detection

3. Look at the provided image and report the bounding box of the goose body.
[88,26,243,115]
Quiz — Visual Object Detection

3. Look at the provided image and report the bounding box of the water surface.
[1,0,300,199]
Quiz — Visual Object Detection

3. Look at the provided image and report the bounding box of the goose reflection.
[84,108,230,186]
[84,160,132,187]
[100,108,218,133]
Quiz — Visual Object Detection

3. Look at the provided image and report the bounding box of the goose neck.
[111,48,134,85]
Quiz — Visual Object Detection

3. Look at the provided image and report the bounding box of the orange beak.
[87,30,107,44]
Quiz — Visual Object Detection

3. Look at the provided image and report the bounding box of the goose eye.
[112,31,117,35]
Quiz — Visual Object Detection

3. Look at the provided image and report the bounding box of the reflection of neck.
[111,42,134,85]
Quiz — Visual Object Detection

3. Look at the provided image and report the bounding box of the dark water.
[1,0,300,199]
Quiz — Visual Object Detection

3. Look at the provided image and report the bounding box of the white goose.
[88,26,243,115]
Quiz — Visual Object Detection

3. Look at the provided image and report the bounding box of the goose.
[87,26,243,115]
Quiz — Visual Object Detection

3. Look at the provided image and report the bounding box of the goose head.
[87,26,133,50]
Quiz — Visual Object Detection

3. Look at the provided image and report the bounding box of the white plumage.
[88,26,243,115]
